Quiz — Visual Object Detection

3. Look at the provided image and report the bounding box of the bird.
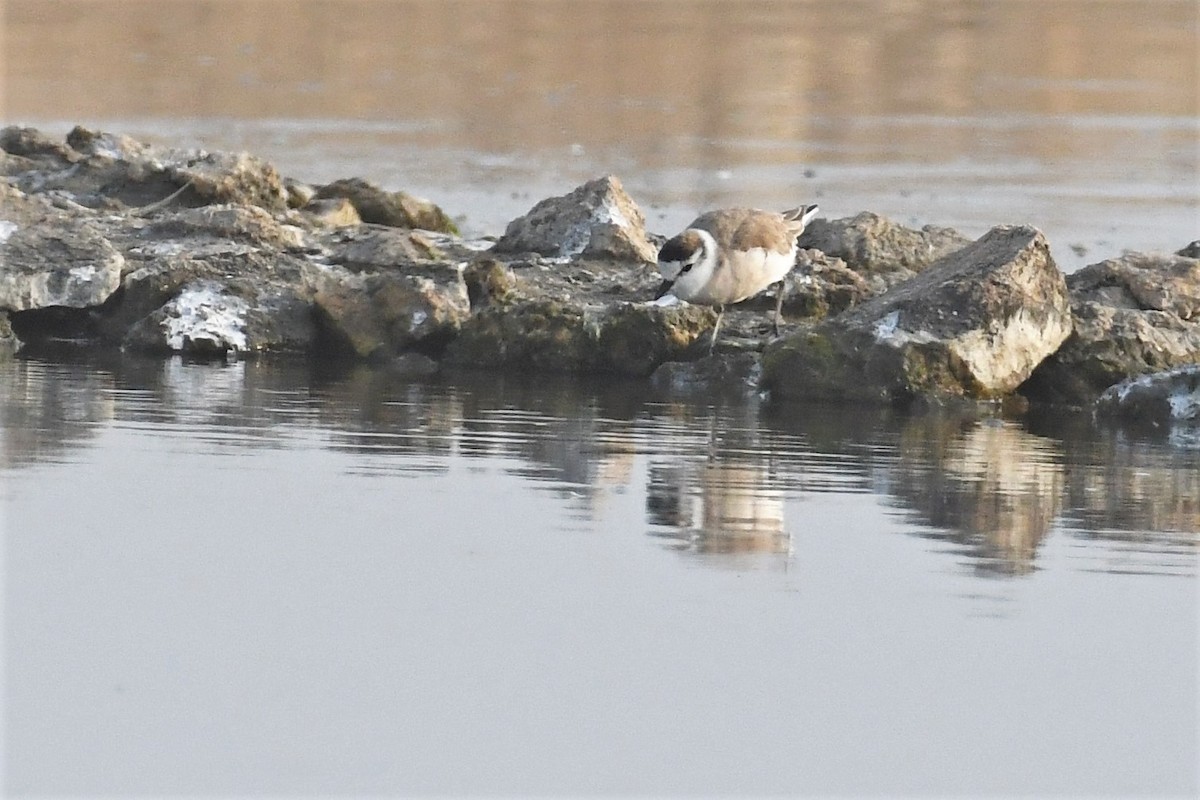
[655,204,819,352]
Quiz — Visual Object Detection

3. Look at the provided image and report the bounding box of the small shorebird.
[655,205,820,351]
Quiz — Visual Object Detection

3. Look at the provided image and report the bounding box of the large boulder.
[1021,250,1200,404]
[492,176,657,264]
[762,225,1072,404]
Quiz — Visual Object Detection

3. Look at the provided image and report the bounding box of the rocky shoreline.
[2,126,1197,427]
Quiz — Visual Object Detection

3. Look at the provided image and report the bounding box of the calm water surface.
[1,356,1196,796]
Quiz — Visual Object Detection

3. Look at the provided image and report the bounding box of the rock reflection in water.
[0,358,115,469]
[1,357,1195,577]
[888,417,1065,576]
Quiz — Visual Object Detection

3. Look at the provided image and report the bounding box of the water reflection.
[0,356,1195,576]
[888,417,1066,576]
[647,461,788,560]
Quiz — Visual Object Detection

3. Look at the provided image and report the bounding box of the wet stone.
[763,225,1072,404]
[1022,250,1200,405]
[1096,365,1200,426]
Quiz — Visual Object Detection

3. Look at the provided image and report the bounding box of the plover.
[656,204,819,350]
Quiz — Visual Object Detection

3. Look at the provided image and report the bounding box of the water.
[4,0,1198,269]
[1,356,1196,795]
[3,0,1199,794]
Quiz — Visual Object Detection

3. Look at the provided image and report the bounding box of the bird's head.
[655,229,718,301]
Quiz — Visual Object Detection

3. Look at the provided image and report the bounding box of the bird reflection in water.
[646,461,789,561]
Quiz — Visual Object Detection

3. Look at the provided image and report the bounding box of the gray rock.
[312,265,470,360]
[762,225,1072,404]
[649,352,763,400]
[493,176,657,264]
[0,218,124,310]
[284,178,318,210]
[1022,250,1200,404]
[123,280,254,355]
[1176,241,1200,259]
[461,258,518,308]
[317,224,446,273]
[117,260,319,355]
[1095,365,1200,425]
[782,249,874,320]
[3,124,290,214]
[142,204,308,250]
[796,211,971,278]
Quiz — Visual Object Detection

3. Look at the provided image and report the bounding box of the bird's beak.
[654,279,674,300]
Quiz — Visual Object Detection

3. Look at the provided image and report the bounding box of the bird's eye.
[679,263,693,275]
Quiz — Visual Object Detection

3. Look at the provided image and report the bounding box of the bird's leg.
[772,279,785,336]
[709,306,725,355]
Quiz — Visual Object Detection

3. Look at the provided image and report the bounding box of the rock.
[1177,241,1200,259]
[649,351,762,400]
[762,225,1072,404]
[782,249,874,320]
[1095,365,1200,426]
[4,125,289,214]
[284,178,317,209]
[314,178,458,234]
[446,298,713,376]
[119,267,318,355]
[65,126,150,160]
[143,204,308,250]
[300,197,362,228]
[123,280,251,355]
[386,351,441,378]
[312,265,470,359]
[796,211,971,279]
[0,126,78,173]
[0,311,18,355]
[445,299,595,373]
[0,219,124,310]
[1022,250,1200,404]
[317,224,445,272]
[462,258,517,308]
[492,175,657,264]
[167,150,290,213]
[597,303,719,375]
